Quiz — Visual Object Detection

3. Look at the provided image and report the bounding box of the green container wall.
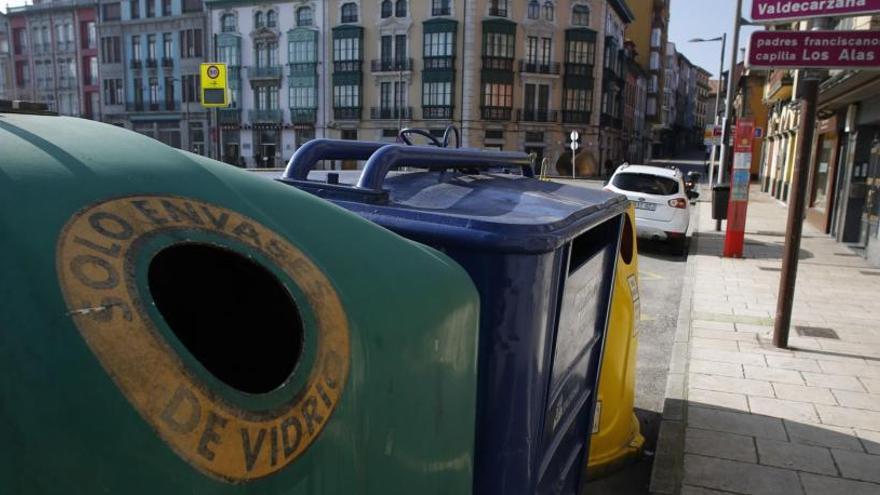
[0,115,480,494]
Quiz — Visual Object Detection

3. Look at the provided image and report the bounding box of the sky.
[2,0,762,82]
[668,0,762,80]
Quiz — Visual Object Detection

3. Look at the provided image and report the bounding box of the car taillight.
[668,198,688,209]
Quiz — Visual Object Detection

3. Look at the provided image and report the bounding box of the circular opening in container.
[620,213,635,265]
[148,243,304,394]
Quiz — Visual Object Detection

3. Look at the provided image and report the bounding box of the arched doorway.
[556,149,598,177]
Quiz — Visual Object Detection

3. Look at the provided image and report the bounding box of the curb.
[647,202,703,495]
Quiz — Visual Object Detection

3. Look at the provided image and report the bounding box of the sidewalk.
[650,186,880,495]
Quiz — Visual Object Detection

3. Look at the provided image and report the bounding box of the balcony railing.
[146,58,158,68]
[565,63,593,77]
[370,106,412,120]
[333,60,362,73]
[334,107,361,120]
[489,6,508,17]
[562,110,591,124]
[517,109,559,123]
[290,107,317,124]
[125,101,179,112]
[424,56,455,71]
[248,109,283,123]
[218,108,241,125]
[481,106,512,121]
[161,57,174,68]
[519,60,561,75]
[423,105,453,120]
[371,58,414,72]
[130,59,142,69]
[483,56,514,71]
[247,66,283,79]
[289,62,317,75]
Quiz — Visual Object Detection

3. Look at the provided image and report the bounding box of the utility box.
[283,141,629,494]
[0,115,481,494]
[712,183,731,220]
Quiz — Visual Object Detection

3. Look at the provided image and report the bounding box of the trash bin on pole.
[712,183,731,220]
[283,141,630,494]
[0,113,481,494]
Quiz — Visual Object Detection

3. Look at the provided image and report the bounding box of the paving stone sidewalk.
[650,186,880,495]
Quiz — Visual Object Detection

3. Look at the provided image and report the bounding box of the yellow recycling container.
[587,206,645,477]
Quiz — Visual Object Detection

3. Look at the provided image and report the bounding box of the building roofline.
[608,0,635,23]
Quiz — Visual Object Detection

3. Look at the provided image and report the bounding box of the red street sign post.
[751,0,880,23]
[747,31,880,70]
[723,118,755,258]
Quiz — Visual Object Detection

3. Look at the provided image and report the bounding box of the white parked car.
[604,164,697,254]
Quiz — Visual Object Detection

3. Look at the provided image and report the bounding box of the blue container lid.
[287,174,626,255]
[280,141,628,253]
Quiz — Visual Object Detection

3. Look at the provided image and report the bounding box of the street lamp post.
[689,33,727,190]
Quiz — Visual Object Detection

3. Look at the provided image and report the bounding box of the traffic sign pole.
[570,130,579,179]
[773,73,820,349]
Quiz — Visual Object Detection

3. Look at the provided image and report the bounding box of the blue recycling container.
[280,141,629,494]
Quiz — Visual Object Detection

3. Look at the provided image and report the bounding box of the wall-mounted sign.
[746,31,880,70]
[751,0,880,24]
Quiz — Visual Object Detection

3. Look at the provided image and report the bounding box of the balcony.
[289,62,317,76]
[333,60,362,73]
[130,59,142,69]
[481,106,512,121]
[423,105,453,120]
[161,57,174,68]
[519,60,561,75]
[146,58,158,69]
[562,110,591,124]
[489,6,508,17]
[248,109,283,123]
[371,58,414,73]
[218,108,241,125]
[483,56,514,71]
[125,101,179,112]
[247,66,283,80]
[424,56,455,71]
[334,107,361,120]
[370,106,413,120]
[517,109,559,123]
[565,63,593,78]
[290,107,317,124]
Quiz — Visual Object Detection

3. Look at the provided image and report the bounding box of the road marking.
[639,270,664,281]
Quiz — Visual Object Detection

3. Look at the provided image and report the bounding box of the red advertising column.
[723,118,755,258]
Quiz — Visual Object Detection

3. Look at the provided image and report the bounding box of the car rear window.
[612,173,679,195]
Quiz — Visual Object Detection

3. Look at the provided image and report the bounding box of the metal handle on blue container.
[283,139,388,180]
[356,145,534,192]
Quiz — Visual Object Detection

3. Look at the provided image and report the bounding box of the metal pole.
[708,33,727,190]
[717,0,743,230]
[773,72,819,349]
[571,146,576,179]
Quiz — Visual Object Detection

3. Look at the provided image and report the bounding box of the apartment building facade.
[694,66,710,136]
[204,0,635,175]
[0,13,12,100]
[759,15,880,267]
[96,0,208,152]
[626,0,668,159]
[7,0,99,117]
